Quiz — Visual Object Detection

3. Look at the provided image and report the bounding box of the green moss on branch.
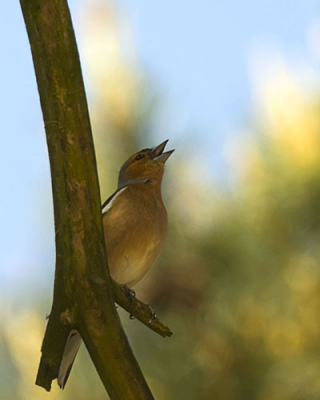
[19,0,161,397]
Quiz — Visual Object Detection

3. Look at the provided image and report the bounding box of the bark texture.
[20,0,158,398]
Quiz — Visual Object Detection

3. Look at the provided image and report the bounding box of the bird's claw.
[147,304,157,323]
[122,284,136,302]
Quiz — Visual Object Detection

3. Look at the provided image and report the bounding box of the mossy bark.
[20,0,154,398]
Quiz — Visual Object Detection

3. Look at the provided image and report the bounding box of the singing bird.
[57,140,174,388]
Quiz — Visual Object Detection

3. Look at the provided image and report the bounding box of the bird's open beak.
[151,140,175,163]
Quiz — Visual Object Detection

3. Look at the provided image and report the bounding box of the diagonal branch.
[19,0,168,398]
[111,279,172,338]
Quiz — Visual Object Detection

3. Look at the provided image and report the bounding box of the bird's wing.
[101,186,128,215]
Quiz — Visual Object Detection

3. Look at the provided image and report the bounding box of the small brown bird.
[57,140,174,388]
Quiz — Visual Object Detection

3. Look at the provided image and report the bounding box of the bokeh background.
[2,1,320,399]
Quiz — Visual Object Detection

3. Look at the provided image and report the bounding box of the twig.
[112,280,172,338]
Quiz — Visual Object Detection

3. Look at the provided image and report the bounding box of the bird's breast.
[103,185,167,287]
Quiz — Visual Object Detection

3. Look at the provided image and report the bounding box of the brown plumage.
[104,184,168,286]
[57,140,174,389]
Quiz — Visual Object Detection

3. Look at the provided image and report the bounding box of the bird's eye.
[135,154,144,161]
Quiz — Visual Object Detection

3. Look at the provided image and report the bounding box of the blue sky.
[1,0,320,297]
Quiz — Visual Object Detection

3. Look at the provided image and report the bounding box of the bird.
[57,139,174,389]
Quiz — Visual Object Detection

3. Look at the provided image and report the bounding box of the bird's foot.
[147,304,157,323]
[122,284,136,302]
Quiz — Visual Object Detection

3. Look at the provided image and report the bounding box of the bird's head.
[118,140,174,188]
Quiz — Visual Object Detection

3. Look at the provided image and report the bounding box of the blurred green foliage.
[2,1,320,399]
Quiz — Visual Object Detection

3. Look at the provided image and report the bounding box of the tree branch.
[20,0,160,397]
[111,279,173,338]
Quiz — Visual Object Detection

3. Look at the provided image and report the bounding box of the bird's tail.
[57,329,82,389]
